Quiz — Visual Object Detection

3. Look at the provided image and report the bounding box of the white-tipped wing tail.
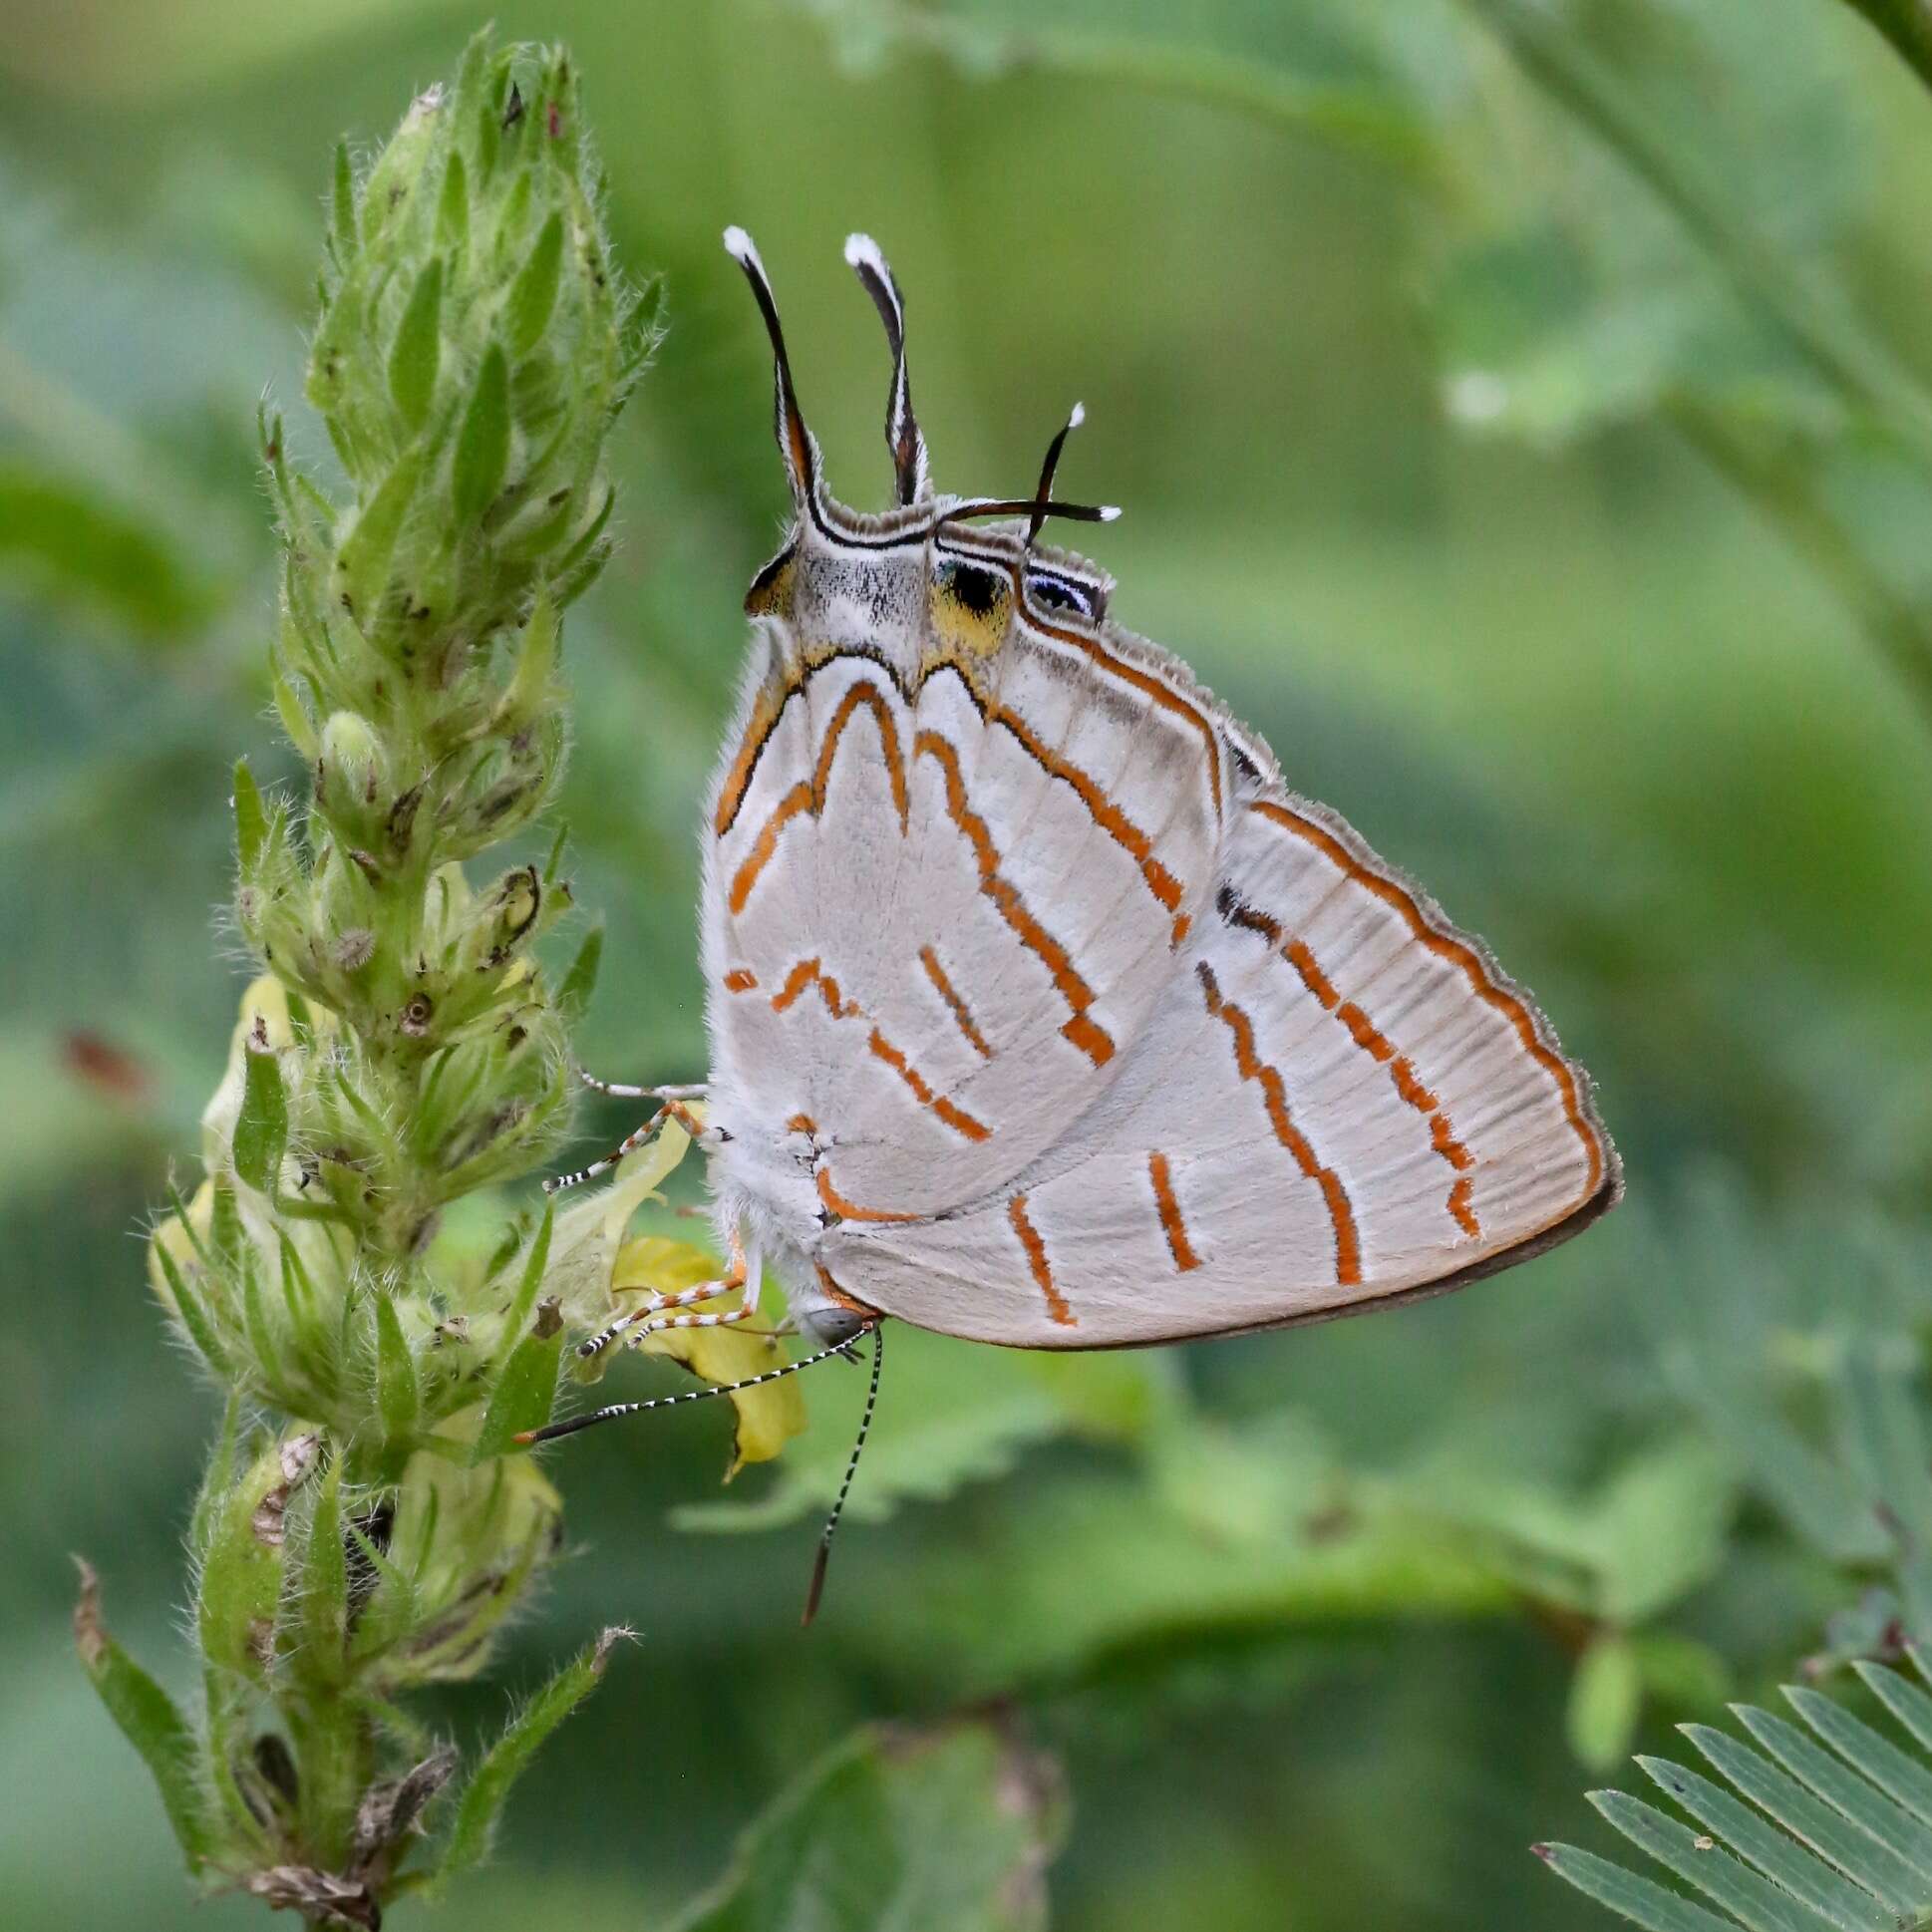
[818,777,1617,1348]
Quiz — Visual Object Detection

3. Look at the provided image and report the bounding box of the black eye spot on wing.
[1025,571,1092,617]
[946,562,1002,617]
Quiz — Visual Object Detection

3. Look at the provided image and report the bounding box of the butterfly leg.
[543,1098,722,1195]
[575,1069,709,1103]
[622,1233,766,1349]
[575,1226,758,1360]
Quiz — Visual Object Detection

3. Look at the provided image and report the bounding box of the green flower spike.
[80,35,663,1926]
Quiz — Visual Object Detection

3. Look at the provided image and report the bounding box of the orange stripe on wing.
[1008,1194,1076,1326]
[770,957,858,1019]
[991,704,1191,945]
[998,567,1225,820]
[866,1027,991,1143]
[723,968,759,994]
[771,958,990,1144]
[1197,960,1361,1287]
[713,678,787,836]
[727,680,910,915]
[1232,898,1481,1239]
[919,944,994,1059]
[916,731,1115,1068]
[1249,800,1604,1197]
[814,1264,881,1319]
[817,1165,920,1224]
[1147,1151,1201,1273]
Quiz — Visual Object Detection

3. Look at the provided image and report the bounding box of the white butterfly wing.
[816,751,1616,1347]
[702,633,1223,1224]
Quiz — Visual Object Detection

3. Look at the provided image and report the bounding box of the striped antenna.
[803,1321,884,1627]
[724,226,817,501]
[1027,402,1086,544]
[844,233,928,506]
[940,495,1120,530]
[512,1333,858,1447]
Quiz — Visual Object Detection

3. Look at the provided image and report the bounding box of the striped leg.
[575,1069,709,1103]
[544,1098,715,1195]
[576,1227,754,1360]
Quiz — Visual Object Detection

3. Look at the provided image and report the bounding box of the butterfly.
[525,229,1621,1612]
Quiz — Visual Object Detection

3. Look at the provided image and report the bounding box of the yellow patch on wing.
[607,1234,806,1479]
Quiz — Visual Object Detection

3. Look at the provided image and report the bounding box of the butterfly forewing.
[705,586,1226,1226]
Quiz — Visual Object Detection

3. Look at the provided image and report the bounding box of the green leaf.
[1570,1635,1644,1772]
[1729,1703,1932,1879]
[505,209,564,358]
[1637,1755,1889,1932]
[453,339,510,521]
[671,1719,1065,1932]
[1680,1723,1921,1911]
[374,1290,421,1444]
[555,924,601,1022]
[297,1457,350,1677]
[198,1435,315,1680]
[334,446,425,625]
[473,1315,563,1462]
[388,256,444,430]
[498,1199,554,1345]
[187,1397,243,1563]
[330,139,356,261]
[1534,1841,1740,1932]
[430,1627,628,1891]
[1784,1682,1932,1830]
[1856,1660,1932,1757]
[232,1038,288,1194]
[150,1234,232,1379]
[1589,1789,1822,1932]
[232,759,267,873]
[436,147,470,254]
[799,0,1432,170]
[72,1559,216,1873]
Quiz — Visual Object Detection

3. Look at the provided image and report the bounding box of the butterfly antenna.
[803,1321,884,1627]
[512,1333,857,1447]
[844,234,928,506]
[1027,402,1085,545]
[724,226,817,501]
[939,496,1120,530]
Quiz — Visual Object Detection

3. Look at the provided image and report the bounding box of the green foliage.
[672,1718,1065,1932]
[0,464,215,635]
[431,1626,633,1892]
[16,0,1932,1928]
[1539,1653,1932,1931]
[71,1562,217,1874]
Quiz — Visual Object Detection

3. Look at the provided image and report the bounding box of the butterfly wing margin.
[817,751,1619,1348]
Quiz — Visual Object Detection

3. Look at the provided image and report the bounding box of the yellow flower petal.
[609,1234,806,1479]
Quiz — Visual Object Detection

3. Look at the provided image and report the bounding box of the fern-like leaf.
[1541,1649,1932,1931]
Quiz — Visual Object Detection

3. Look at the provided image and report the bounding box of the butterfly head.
[725,227,1118,651]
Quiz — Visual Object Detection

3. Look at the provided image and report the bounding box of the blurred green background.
[8,0,1932,1926]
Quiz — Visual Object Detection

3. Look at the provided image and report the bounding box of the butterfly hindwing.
[815,717,1614,1347]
